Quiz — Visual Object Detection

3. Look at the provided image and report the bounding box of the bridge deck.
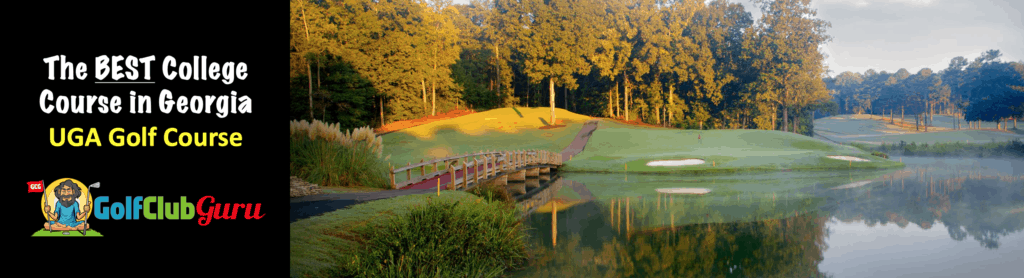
[401,162,556,191]
[396,120,598,191]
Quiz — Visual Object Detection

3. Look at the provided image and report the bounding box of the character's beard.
[58,196,77,208]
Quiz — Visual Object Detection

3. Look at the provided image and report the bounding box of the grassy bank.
[562,128,903,174]
[290,120,391,189]
[290,191,528,278]
[382,107,592,184]
[851,139,1024,158]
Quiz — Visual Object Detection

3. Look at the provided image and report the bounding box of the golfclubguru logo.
[94,195,264,226]
[32,178,263,238]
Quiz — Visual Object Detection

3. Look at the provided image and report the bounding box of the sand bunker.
[656,188,711,195]
[831,180,871,190]
[826,155,870,162]
[646,159,706,166]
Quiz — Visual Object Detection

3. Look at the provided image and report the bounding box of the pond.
[510,157,1024,277]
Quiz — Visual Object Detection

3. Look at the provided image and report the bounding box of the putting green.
[31,229,103,237]
[563,128,901,173]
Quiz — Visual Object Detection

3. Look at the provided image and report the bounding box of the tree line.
[290,0,838,134]
[825,49,1024,130]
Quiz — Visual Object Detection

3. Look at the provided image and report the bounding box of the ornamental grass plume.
[289,119,385,159]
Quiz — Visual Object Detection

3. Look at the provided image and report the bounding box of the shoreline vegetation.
[290,190,528,278]
[851,139,1024,158]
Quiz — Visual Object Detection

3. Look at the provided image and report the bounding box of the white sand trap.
[826,155,870,162]
[831,180,871,190]
[656,188,711,195]
[646,159,706,166]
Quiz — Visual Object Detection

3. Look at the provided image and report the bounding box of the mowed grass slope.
[563,128,902,174]
[383,108,592,183]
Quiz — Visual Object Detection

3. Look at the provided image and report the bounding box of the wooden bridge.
[390,149,563,191]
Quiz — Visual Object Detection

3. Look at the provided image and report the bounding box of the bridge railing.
[389,149,562,189]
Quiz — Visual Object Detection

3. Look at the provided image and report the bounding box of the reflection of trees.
[826,170,1024,249]
[515,211,832,277]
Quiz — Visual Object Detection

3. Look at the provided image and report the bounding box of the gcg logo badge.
[33,178,102,237]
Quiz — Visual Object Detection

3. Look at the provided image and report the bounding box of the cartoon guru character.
[44,180,90,231]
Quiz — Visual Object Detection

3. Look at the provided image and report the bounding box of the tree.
[517,0,598,124]
[589,0,636,118]
[966,91,1024,129]
[421,0,463,116]
[745,0,832,132]
[291,0,337,121]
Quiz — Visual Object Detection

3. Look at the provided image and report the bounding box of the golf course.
[290,107,918,277]
[288,0,1024,274]
[383,108,902,181]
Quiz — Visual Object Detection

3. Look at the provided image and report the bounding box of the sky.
[452,0,1022,76]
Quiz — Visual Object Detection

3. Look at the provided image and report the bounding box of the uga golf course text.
[50,126,241,147]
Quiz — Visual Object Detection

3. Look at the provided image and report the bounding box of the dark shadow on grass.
[539,117,550,126]
[512,106,524,118]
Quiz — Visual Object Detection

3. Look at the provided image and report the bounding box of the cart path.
[290,119,601,223]
[560,120,599,162]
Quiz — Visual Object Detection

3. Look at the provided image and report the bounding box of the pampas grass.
[290,119,391,189]
[290,119,386,159]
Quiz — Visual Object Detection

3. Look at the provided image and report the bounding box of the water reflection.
[517,210,830,277]
[509,157,1024,276]
[822,162,1024,249]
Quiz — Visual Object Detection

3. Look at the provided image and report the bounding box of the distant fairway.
[814,114,895,136]
[814,114,1022,145]
[562,128,901,174]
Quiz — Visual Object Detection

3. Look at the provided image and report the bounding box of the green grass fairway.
[383,108,591,183]
[814,114,1023,145]
[814,114,893,136]
[562,128,902,174]
[290,191,488,278]
[31,229,103,237]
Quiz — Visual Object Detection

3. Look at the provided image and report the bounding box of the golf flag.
[28,180,44,193]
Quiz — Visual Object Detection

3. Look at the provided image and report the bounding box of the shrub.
[354,199,528,278]
[860,139,1023,158]
[870,151,889,159]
